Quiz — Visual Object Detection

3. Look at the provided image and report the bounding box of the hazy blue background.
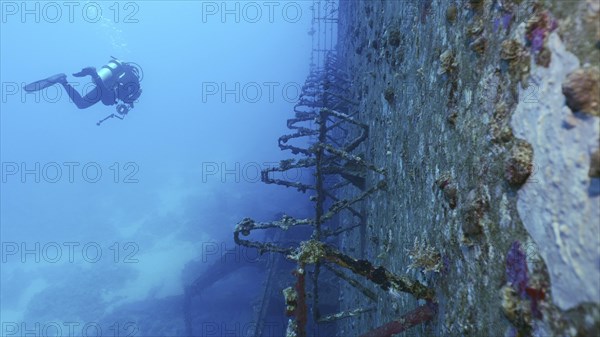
[1,1,313,335]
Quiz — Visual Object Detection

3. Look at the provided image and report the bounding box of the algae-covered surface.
[335,1,599,336]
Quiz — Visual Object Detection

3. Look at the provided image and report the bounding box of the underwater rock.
[501,39,531,85]
[562,67,600,117]
[470,36,487,55]
[436,174,457,209]
[438,49,456,75]
[467,19,484,37]
[387,29,401,48]
[384,87,395,103]
[461,188,488,236]
[468,0,484,11]
[446,109,458,125]
[501,39,523,61]
[491,102,514,143]
[510,32,600,310]
[446,5,457,23]
[536,47,552,67]
[590,149,600,177]
[563,302,600,336]
[501,285,532,333]
[505,139,534,186]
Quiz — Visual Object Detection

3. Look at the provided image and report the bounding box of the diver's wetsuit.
[60,70,117,109]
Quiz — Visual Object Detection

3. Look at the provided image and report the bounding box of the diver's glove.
[72,67,97,77]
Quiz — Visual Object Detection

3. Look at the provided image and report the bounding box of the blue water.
[0,2,314,336]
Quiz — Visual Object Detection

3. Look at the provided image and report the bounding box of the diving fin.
[23,73,67,92]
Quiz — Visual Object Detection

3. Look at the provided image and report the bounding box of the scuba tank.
[97,57,125,88]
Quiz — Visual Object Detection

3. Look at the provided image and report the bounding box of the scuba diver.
[23,57,143,125]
